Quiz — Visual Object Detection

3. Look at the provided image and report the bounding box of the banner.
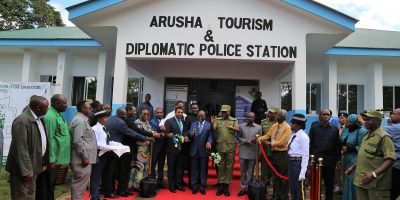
[165,85,188,114]
[235,86,258,123]
[0,81,51,162]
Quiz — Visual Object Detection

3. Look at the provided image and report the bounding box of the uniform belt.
[288,156,302,161]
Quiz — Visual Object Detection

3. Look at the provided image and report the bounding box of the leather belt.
[288,156,302,161]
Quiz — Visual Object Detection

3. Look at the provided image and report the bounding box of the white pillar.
[96,51,107,103]
[54,51,72,101]
[112,47,129,109]
[291,49,307,113]
[322,59,338,115]
[365,62,383,110]
[21,49,39,81]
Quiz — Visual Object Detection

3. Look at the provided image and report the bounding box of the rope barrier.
[258,142,289,181]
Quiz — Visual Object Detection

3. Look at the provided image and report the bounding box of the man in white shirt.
[288,113,309,200]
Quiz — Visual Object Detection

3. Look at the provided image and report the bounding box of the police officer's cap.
[95,110,110,118]
[220,105,231,112]
[290,113,306,124]
[268,106,279,113]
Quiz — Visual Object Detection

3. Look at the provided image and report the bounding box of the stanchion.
[310,155,315,200]
[317,158,323,200]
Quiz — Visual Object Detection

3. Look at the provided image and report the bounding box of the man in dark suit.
[150,107,166,189]
[164,107,186,193]
[105,107,152,197]
[7,96,49,200]
[189,110,212,195]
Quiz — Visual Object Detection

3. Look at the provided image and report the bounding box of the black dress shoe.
[216,189,223,196]
[176,185,185,191]
[103,194,119,199]
[237,190,246,196]
[169,187,176,193]
[192,188,199,194]
[116,191,129,197]
[200,189,206,195]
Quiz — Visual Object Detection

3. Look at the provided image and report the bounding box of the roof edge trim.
[325,47,400,57]
[282,0,358,31]
[0,40,101,47]
[67,0,126,20]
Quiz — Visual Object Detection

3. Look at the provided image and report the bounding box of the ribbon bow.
[173,134,185,149]
[210,152,222,166]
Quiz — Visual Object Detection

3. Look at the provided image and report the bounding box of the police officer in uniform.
[212,105,240,196]
[345,110,395,200]
[259,106,279,188]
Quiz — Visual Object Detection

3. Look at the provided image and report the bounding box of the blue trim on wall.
[67,0,125,20]
[112,104,126,116]
[326,47,400,57]
[0,40,101,47]
[282,0,357,31]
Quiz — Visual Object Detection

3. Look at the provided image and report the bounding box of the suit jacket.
[106,116,147,151]
[237,123,262,160]
[150,118,165,153]
[189,120,213,158]
[164,117,184,154]
[69,112,97,164]
[6,109,49,176]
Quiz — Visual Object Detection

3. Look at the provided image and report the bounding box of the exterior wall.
[0,54,23,81]
[71,53,99,77]
[38,53,58,76]
[382,62,400,85]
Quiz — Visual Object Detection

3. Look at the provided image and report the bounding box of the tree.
[0,0,64,31]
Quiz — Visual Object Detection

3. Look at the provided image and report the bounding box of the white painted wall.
[0,54,23,81]
[337,61,367,85]
[71,53,99,77]
[38,53,58,76]
[382,62,400,85]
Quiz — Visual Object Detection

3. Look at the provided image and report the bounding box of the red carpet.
[81,147,244,200]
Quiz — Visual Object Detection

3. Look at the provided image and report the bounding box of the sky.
[49,0,400,31]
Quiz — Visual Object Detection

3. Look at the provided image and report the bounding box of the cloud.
[315,0,400,31]
[49,2,75,27]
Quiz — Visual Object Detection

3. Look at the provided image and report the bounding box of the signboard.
[235,86,258,123]
[0,82,51,162]
[165,85,188,114]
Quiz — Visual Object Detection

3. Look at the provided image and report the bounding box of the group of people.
[5,91,399,200]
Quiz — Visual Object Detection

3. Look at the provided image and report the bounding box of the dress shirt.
[30,109,46,156]
[258,121,291,151]
[288,129,309,180]
[92,122,111,151]
[159,110,187,127]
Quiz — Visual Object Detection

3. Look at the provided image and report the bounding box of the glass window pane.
[306,83,310,114]
[337,84,347,112]
[348,85,357,114]
[281,82,292,111]
[395,86,400,109]
[86,77,97,102]
[383,86,394,111]
[311,84,318,111]
[127,78,141,106]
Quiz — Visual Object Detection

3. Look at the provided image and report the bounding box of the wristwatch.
[372,171,377,178]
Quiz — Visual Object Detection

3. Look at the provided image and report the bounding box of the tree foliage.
[0,0,64,30]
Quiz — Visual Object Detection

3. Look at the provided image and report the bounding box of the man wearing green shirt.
[43,94,71,200]
[345,110,395,200]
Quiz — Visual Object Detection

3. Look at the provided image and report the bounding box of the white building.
[1,0,399,128]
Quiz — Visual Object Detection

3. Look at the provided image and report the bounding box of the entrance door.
[165,78,258,118]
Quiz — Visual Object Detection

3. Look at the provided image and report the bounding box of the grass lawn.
[0,166,72,200]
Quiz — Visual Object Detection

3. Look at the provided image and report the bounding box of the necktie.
[273,125,281,140]
[103,126,110,145]
[198,122,203,133]
[288,134,297,149]
[178,119,183,133]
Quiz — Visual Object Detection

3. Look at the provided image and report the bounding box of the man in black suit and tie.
[150,107,166,189]
[189,110,212,195]
[164,107,186,193]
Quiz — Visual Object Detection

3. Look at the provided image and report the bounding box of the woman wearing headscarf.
[341,114,366,200]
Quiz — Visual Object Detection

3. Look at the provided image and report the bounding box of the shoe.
[223,184,230,196]
[216,185,223,196]
[116,191,129,197]
[103,194,119,199]
[192,188,199,194]
[237,190,246,196]
[169,186,176,193]
[176,185,185,191]
[200,189,206,195]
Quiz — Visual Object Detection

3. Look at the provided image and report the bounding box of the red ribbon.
[258,143,289,181]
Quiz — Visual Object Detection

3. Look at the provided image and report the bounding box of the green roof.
[0,27,92,40]
[335,28,400,50]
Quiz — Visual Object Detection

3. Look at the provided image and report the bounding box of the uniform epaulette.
[228,116,237,120]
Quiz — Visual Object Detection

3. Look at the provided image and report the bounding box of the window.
[72,77,97,105]
[40,75,56,84]
[306,83,321,114]
[383,86,400,111]
[337,84,364,114]
[281,82,292,111]
[127,77,143,106]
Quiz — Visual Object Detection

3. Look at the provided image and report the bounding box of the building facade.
[1,0,399,126]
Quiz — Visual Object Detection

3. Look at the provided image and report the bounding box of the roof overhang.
[326,47,400,57]
[0,39,101,47]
